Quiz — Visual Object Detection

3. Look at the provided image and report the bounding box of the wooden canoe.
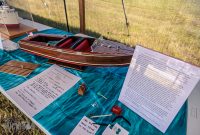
[18,34,134,67]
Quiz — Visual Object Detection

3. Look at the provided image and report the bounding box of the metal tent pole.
[63,0,70,32]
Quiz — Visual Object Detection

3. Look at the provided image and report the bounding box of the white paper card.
[119,46,200,133]
[7,65,80,117]
[0,34,19,51]
[2,39,19,51]
[102,123,129,135]
[0,34,3,50]
[70,116,100,135]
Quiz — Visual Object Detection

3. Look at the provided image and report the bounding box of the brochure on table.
[1,65,80,134]
[0,34,2,50]
[119,46,200,133]
[0,33,19,51]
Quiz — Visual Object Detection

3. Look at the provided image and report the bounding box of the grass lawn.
[1,0,200,134]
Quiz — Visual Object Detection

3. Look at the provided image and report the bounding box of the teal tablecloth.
[0,29,187,135]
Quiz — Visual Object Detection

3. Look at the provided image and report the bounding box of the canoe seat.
[74,39,91,52]
[58,38,73,48]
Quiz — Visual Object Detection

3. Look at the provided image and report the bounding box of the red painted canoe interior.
[28,35,94,52]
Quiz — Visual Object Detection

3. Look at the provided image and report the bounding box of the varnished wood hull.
[19,34,133,66]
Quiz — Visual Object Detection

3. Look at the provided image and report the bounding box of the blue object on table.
[0,28,187,135]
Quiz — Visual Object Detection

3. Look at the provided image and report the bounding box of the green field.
[7,0,200,65]
[1,0,200,134]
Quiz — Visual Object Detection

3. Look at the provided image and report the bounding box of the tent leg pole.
[79,0,85,33]
[63,0,70,32]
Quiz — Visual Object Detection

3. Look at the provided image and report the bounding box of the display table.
[0,28,187,135]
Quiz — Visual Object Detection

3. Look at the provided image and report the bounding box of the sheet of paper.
[2,39,19,51]
[0,34,3,50]
[70,116,100,135]
[102,123,129,135]
[187,81,200,135]
[119,46,200,133]
[0,34,18,51]
[6,65,80,117]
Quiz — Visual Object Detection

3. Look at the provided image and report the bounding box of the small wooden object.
[78,83,86,96]
[0,60,39,77]
[0,24,37,39]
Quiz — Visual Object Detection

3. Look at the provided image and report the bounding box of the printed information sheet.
[102,123,129,135]
[7,65,80,117]
[119,46,200,133]
[70,116,100,135]
[0,34,2,50]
